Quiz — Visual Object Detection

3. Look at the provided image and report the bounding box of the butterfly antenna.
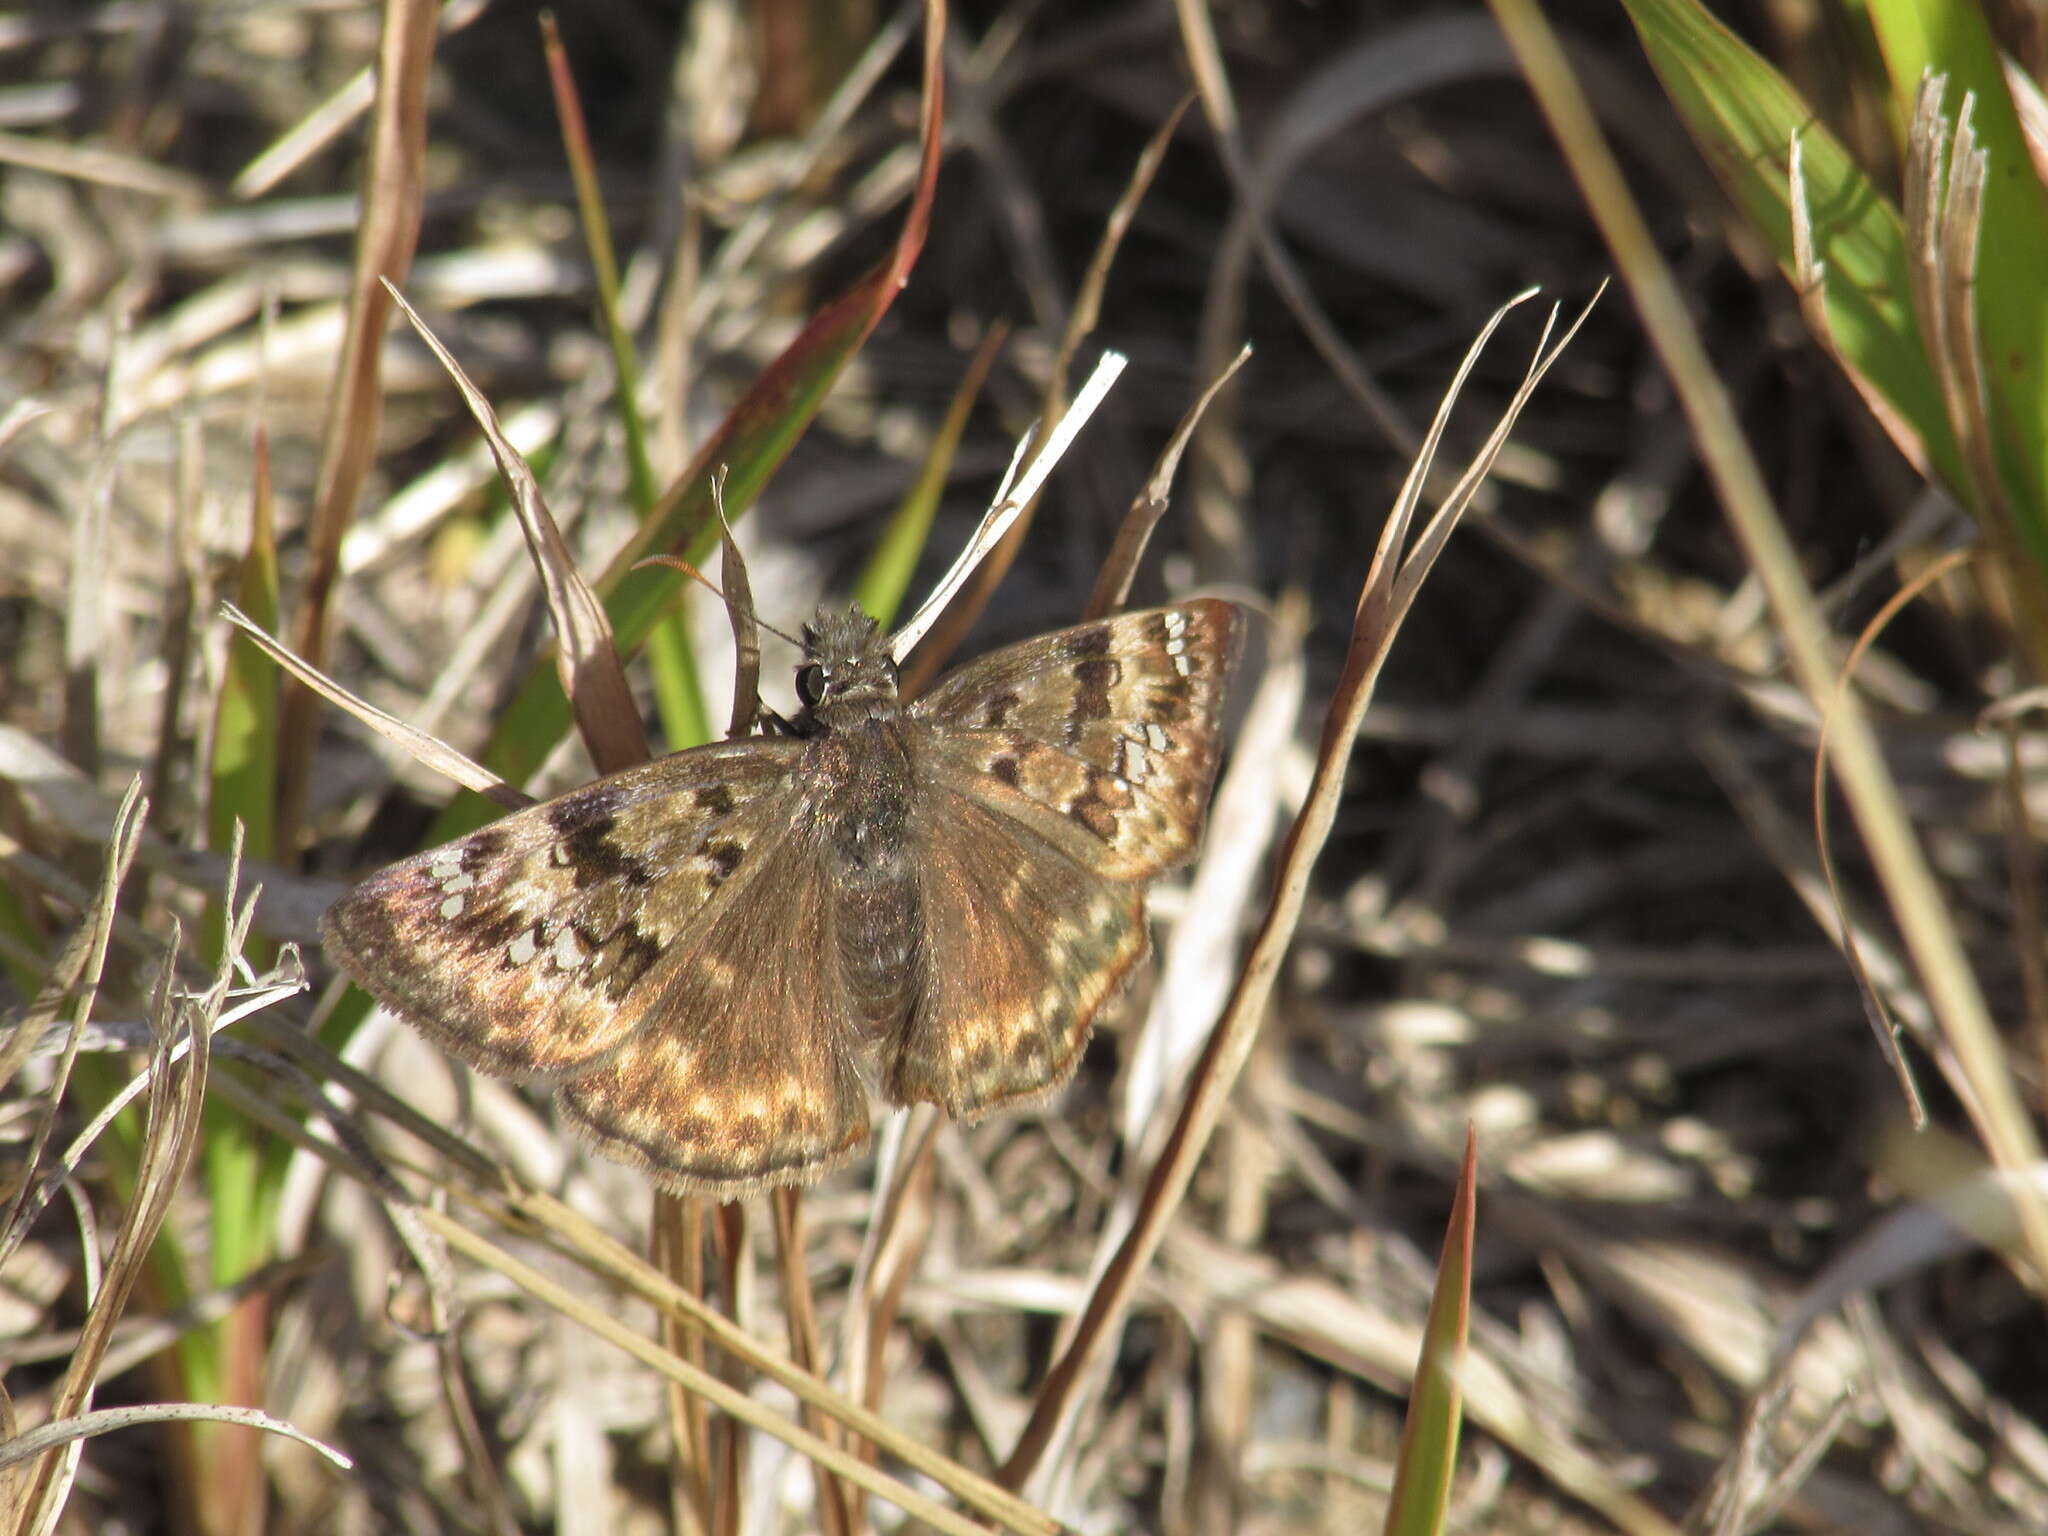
[633,553,805,650]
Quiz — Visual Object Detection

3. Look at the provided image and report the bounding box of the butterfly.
[321,598,1242,1197]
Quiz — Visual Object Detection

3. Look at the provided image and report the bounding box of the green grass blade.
[1619,0,1963,490]
[1381,1131,1477,1536]
[185,429,284,1416]
[542,14,709,749]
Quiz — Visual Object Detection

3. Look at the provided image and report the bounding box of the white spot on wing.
[551,928,585,969]
[438,893,465,919]
[506,927,540,965]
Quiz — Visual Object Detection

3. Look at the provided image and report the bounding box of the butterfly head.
[795,604,901,730]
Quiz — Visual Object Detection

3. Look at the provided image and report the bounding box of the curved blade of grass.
[852,321,1007,626]
[541,13,708,750]
[0,1403,350,1475]
[406,0,947,851]
[1382,1130,1476,1536]
[1618,0,1963,491]
[383,282,651,776]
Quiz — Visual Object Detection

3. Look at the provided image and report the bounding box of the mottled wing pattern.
[909,599,1241,881]
[556,824,870,1194]
[886,780,1147,1118]
[320,739,803,1078]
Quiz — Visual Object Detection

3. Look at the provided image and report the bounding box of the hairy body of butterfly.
[322,599,1241,1196]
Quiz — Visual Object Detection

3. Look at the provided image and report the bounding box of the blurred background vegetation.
[3,1,2047,1532]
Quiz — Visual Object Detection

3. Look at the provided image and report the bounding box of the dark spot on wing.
[1070,626,1111,658]
[702,839,744,886]
[695,783,736,816]
[1145,687,1189,726]
[1065,768,1129,843]
[465,827,508,864]
[549,796,653,890]
[1071,657,1120,727]
[596,923,660,1000]
[980,689,1020,728]
[456,905,529,958]
[990,754,1021,787]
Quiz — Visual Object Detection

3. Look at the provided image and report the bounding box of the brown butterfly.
[321,598,1242,1197]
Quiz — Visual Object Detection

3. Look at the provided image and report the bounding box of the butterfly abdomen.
[821,719,922,1037]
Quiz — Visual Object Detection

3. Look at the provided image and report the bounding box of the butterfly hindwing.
[555,825,871,1194]
[910,599,1241,881]
[885,779,1147,1118]
[319,739,802,1078]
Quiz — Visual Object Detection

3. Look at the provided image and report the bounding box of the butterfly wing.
[320,739,803,1078]
[884,777,1147,1118]
[554,822,871,1195]
[908,599,1241,881]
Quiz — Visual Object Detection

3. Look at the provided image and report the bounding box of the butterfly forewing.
[555,828,870,1193]
[319,739,802,1078]
[910,599,1241,881]
[887,780,1147,1117]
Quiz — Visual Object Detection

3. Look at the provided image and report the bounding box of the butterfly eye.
[796,664,827,707]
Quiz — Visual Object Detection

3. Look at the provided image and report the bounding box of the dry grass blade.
[382,280,650,776]
[0,782,147,1265]
[416,1208,1051,1536]
[278,0,439,846]
[1176,0,1418,463]
[0,125,201,197]
[892,350,1125,669]
[715,482,762,739]
[1906,81,2005,529]
[232,0,493,198]
[1085,344,1252,620]
[1000,294,1584,1500]
[12,798,241,1536]
[1808,551,1977,1123]
[0,1403,350,1475]
[476,1185,1055,1534]
[61,359,111,778]
[771,1189,851,1536]
[218,602,530,811]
